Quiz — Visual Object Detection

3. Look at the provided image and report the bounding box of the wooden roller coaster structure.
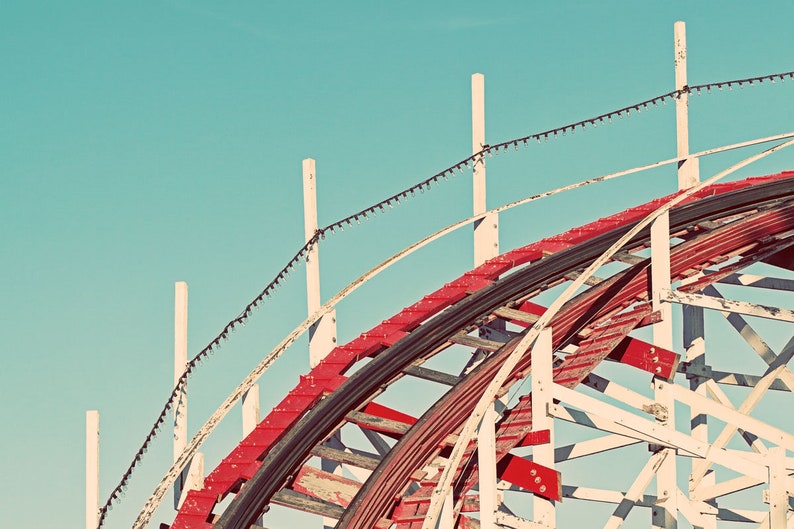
[87,21,794,529]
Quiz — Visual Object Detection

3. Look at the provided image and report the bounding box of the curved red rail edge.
[171,172,792,529]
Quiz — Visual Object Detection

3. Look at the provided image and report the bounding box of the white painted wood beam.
[718,273,794,292]
[690,336,794,489]
[86,410,99,529]
[472,73,498,267]
[702,379,768,455]
[552,384,769,482]
[584,373,666,419]
[768,447,789,529]
[478,402,498,529]
[603,451,668,529]
[532,328,556,528]
[550,404,668,448]
[662,289,794,323]
[670,383,794,451]
[242,384,260,437]
[302,158,337,368]
[675,20,699,189]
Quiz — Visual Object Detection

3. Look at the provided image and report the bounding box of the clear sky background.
[1,2,793,528]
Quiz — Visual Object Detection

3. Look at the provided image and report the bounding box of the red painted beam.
[497,453,562,501]
[608,337,680,379]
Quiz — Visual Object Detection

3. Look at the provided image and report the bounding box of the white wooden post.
[532,327,555,528]
[173,281,203,509]
[651,214,673,350]
[477,403,498,529]
[302,158,337,367]
[767,446,787,528]
[682,280,716,529]
[472,73,498,267]
[174,281,188,509]
[86,410,99,529]
[650,214,678,528]
[242,384,260,437]
[675,21,699,190]
[302,159,340,529]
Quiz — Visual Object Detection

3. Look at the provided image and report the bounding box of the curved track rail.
[169,173,794,529]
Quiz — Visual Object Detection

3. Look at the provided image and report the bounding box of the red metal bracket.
[497,453,562,501]
[607,337,680,379]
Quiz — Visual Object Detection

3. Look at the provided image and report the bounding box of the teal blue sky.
[1,2,793,528]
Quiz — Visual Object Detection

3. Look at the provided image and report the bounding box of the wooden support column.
[173,281,188,509]
[86,410,99,529]
[532,328,555,528]
[242,385,260,437]
[767,446,787,528]
[478,402,498,529]
[650,214,678,529]
[173,282,203,509]
[651,214,673,350]
[302,159,340,529]
[302,158,337,367]
[682,275,716,529]
[675,21,699,190]
[472,73,498,267]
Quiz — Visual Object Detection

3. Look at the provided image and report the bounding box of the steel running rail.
[100,68,794,527]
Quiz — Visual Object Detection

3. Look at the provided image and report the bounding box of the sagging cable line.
[95,67,793,528]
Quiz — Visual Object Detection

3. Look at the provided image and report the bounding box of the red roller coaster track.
[162,172,794,529]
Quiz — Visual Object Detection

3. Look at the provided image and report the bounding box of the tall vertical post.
[675,21,699,190]
[173,282,203,509]
[473,74,501,517]
[173,281,188,508]
[472,73,498,267]
[242,383,262,529]
[86,410,99,529]
[651,215,672,350]
[532,327,555,528]
[650,214,678,529]
[676,21,707,525]
[477,403,498,529]
[767,446,787,528]
[302,159,339,529]
[242,385,260,437]
[681,278,715,528]
[302,158,337,367]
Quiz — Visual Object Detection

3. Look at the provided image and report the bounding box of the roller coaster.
[88,23,794,529]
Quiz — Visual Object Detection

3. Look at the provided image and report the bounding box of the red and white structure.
[88,21,794,529]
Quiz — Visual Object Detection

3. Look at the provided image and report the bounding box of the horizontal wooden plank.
[493,306,540,324]
[403,364,461,386]
[449,332,504,352]
[346,410,411,436]
[564,270,605,286]
[311,445,380,470]
[612,251,645,265]
[271,489,345,519]
[292,466,360,507]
